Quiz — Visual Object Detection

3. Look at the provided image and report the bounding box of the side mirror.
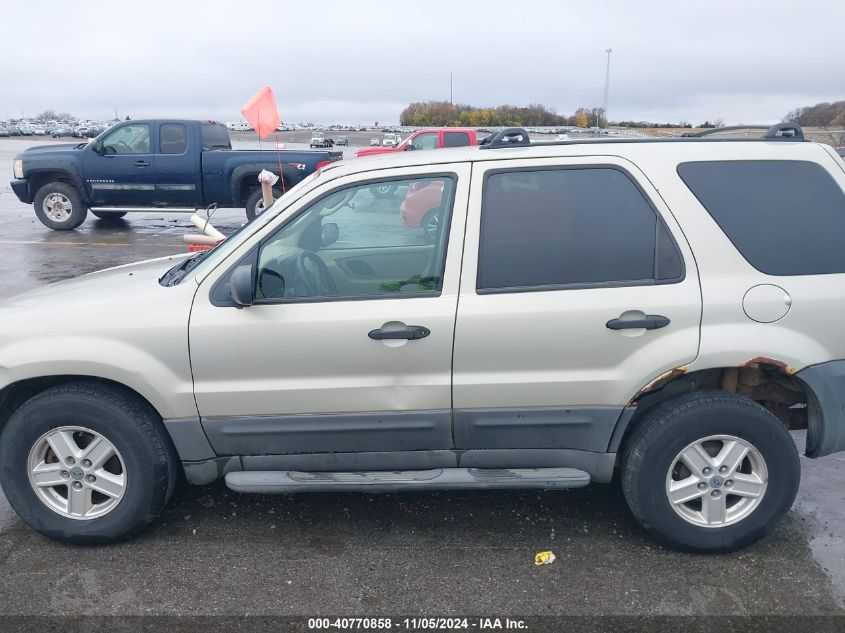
[91,140,104,155]
[229,264,255,307]
[321,222,339,248]
[404,144,415,151]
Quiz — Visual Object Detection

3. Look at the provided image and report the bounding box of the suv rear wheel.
[0,382,178,544]
[33,181,88,230]
[621,391,800,552]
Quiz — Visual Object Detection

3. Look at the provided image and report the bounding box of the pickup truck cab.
[356,128,479,158]
[3,125,845,552]
[10,119,342,229]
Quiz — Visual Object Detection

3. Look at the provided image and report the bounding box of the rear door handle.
[606,314,670,330]
[134,160,150,167]
[368,325,430,340]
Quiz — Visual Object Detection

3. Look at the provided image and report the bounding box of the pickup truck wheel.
[91,211,128,220]
[621,391,800,553]
[370,183,398,198]
[245,187,283,221]
[34,182,88,230]
[0,382,179,544]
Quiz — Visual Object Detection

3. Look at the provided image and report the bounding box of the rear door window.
[160,123,187,154]
[477,167,683,291]
[678,160,845,276]
[444,132,471,147]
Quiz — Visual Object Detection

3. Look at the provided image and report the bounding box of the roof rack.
[479,123,805,150]
[682,123,804,140]
[479,127,531,149]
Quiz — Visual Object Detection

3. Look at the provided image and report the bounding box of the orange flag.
[241,86,280,139]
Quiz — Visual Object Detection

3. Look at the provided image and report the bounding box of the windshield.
[162,168,327,285]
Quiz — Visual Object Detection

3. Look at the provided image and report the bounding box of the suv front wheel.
[0,382,179,544]
[621,391,800,553]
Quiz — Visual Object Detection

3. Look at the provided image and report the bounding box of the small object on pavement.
[534,550,556,566]
[189,214,226,241]
[184,210,225,252]
[183,234,220,246]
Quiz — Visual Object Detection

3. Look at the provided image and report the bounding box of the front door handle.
[134,160,150,167]
[368,324,431,340]
[606,314,670,330]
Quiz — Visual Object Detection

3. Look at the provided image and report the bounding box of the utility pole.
[602,48,612,128]
[450,72,453,104]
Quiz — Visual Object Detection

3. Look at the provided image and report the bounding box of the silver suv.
[2,124,844,551]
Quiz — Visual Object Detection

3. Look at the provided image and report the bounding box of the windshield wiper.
[159,252,205,287]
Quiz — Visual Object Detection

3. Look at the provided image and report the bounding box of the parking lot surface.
[0,138,844,616]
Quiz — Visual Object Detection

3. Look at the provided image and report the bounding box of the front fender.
[0,336,196,420]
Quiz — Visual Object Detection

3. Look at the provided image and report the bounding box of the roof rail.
[476,122,806,151]
[682,123,804,141]
[479,127,531,149]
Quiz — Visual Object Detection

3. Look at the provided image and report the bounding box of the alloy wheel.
[27,426,127,520]
[665,434,768,527]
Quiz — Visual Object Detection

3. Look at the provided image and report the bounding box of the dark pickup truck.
[10,119,343,229]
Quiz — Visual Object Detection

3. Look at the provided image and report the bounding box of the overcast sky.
[1,0,842,125]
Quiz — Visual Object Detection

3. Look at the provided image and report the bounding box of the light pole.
[450,72,453,105]
[602,48,612,128]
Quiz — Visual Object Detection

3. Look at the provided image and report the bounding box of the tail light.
[315,160,332,171]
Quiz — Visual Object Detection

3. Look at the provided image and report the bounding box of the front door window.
[255,176,455,301]
[101,124,150,154]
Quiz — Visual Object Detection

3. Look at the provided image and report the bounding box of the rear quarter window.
[201,123,232,150]
[678,160,845,276]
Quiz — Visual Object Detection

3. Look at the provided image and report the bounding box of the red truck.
[356,128,480,197]
[356,128,479,158]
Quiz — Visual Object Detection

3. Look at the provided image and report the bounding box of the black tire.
[91,210,128,220]
[33,181,88,230]
[621,391,800,553]
[0,382,179,544]
[420,208,441,243]
[370,183,398,198]
[245,186,283,221]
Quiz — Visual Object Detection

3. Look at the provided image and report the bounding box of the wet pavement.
[0,138,844,617]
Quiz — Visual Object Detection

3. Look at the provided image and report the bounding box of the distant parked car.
[7,125,20,136]
[18,127,33,136]
[85,127,105,138]
[382,133,398,148]
[0,128,9,138]
[369,137,380,146]
[51,127,73,138]
[335,136,349,146]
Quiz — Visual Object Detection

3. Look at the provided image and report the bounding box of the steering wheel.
[295,251,337,297]
[117,140,132,152]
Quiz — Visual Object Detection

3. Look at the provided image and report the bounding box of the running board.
[89,207,200,213]
[224,467,590,494]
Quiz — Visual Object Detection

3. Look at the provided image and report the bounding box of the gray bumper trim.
[163,417,216,461]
